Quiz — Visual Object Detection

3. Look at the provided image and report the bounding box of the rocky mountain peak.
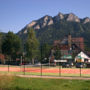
[21,15,54,34]
[22,21,38,34]
[39,15,53,27]
[44,15,50,22]
[54,12,64,21]
[27,21,37,28]
[17,12,90,36]
[66,13,80,22]
[83,17,90,24]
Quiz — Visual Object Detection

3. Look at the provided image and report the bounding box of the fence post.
[41,63,42,76]
[59,62,61,77]
[80,67,81,77]
[8,63,9,72]
[24,64,25,75]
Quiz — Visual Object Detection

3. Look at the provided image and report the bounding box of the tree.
[54,46,61,60]
[0,32,3,53]
[26,28,39,64]
[41,43,52,63]
[2,31,21,61]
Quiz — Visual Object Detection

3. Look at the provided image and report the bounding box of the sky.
[0,0,90,33]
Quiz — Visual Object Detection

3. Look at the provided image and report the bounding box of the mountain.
[17,12,90,50]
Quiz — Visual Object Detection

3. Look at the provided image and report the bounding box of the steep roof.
[76,51,89,59]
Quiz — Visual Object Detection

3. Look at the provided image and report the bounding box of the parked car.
[76,63,86,68]
[62,62,73,68]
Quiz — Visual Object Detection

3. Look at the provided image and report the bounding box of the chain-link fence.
[0,41,90,77]
[0,61,90,77]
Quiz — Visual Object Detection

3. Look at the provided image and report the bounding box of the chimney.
[68,33,72,49]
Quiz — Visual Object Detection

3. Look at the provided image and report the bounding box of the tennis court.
[0,65,90,77]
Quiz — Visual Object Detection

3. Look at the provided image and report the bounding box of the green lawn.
[0,75,90,90]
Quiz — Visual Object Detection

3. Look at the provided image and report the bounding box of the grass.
[0,65,90,77]
[1,71,90,78]
[0,75,90,90]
